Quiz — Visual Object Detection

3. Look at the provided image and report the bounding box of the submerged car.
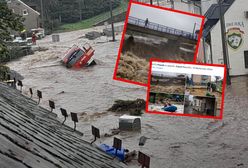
[62,43,96,68]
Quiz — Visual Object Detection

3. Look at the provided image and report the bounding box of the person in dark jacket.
[207,82,211,92]
[145,18,149,28]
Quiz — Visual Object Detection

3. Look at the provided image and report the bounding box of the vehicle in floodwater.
[62,43,96,68]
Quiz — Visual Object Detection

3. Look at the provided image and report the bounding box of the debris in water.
[108,99,146,115]
[57,91,65,94]
[85,31,102,40]
[124,150,137,162]
[237,163,244,166]
[170,145,181,149]
[104,128,120,137]
[139,136,148,146]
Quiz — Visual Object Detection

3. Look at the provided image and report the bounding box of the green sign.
[226,27,244,50]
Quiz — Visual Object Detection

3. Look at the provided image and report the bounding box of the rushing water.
[7,25,248,167]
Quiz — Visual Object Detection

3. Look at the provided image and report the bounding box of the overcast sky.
[129,3,203,33]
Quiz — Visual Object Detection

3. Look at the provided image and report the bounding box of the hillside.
[22,0,124,32]
[55,0,128,32]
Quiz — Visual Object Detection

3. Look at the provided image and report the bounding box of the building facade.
[191,74,211,85]
[7,0,40,32]
[211,0,248,76]
[201,0,248,76]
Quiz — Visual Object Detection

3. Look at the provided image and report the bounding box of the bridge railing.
[128,16,198,40]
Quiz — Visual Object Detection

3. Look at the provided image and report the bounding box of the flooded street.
[6,25,248,167]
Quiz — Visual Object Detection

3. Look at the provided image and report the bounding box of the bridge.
[126,16,198,43]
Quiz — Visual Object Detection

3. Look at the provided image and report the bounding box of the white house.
[7,0,40,32]
[202,0,248,76]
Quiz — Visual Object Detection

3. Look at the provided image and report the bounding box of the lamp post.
[218,0,231,85]
[79,0,82,21]
[109,0,115,41]
[40,0,44,28]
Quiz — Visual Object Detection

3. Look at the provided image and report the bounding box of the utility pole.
[58,0,62,23]
[192,22,196,35]
[193,0,207,63]
[218,0,231,85]
[40,0,44,28]
[109,0,115,42]
[79,0,82,21]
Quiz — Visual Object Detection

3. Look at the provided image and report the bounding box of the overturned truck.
[62,43,96,68]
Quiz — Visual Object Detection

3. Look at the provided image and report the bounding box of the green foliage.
[22,0,123,32]
[0,1,24,61]
[211,83,217,92]
[55,0,128,32]
[0,65,10,81]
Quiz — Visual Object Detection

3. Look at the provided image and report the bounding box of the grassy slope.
[55,1,128,33]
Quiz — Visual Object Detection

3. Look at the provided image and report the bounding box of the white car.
[13,37,24,43]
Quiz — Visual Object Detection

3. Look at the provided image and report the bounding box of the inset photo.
[146,60,226,119]
[150,72,186,95]
[148,92,184,114]
[185,74,224,115]
[184,95,217,116]
[114,1,204,85]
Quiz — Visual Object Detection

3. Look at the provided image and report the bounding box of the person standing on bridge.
[145,18,149,28]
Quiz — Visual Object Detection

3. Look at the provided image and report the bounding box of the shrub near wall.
[0,65,10,81]
[0,44,33,63]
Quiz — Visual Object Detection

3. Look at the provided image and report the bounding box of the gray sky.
[129,3,203,33]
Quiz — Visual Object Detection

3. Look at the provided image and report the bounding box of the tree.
[0,1,24,61]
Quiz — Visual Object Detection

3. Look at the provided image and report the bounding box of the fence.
[128,16,198,40]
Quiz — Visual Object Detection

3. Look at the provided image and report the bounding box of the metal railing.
[128,16,198,40]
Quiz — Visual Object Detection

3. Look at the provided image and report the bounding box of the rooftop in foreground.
[0,83,125,168]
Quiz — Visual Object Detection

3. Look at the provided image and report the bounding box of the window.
[23,9,28,15]
[12,9,15,13]
[244,51,248,69]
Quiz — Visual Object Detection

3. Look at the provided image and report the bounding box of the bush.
[211,83,217,92]
[0,65,10,81]
[0,45,33,63]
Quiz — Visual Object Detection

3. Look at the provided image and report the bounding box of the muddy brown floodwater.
[6,24,248,168]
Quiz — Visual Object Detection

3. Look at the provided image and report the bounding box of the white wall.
[210,0,248,76]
